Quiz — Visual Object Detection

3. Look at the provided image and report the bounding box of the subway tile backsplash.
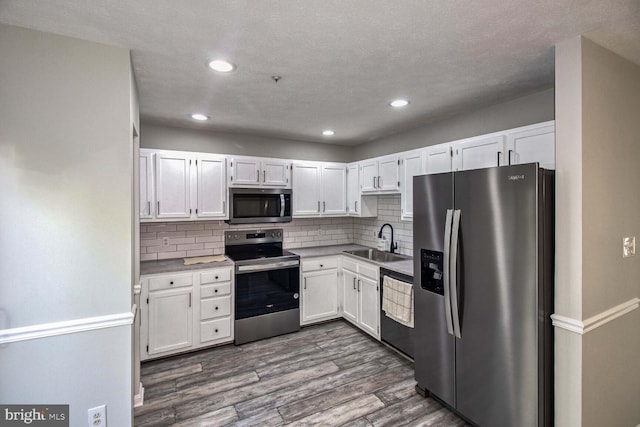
[140,194,413,261]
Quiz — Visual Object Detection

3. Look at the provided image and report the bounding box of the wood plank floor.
[135,320,469,426]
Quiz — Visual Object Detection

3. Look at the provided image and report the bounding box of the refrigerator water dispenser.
[420,249,444,295]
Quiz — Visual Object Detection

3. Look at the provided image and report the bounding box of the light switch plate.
[623,236,635,258]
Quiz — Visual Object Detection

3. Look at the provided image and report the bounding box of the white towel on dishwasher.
[382,276,414,328]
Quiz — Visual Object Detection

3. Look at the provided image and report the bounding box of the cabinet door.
[147,287,193,355]
[358,275,380,339]
[453,136,505,171]
[292,163,321,216]
[321,164,347,215]
[506,123,555,170]
[196,155,227,218]
[425,144,453,174]
[301,270,339,324]
[139,150,154,219]
[400,150,425,220]
[378,155,400,192]
[156,152,191,218]
[347,163,359,214]
[342,269,359,323]
[262,159,290,187]
[360,160,378,193]
[230,157,260,186]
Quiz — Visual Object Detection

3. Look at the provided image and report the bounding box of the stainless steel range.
[225,228,300,345]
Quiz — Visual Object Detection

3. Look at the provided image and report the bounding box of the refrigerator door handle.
[443,209,455,336]
[450,209,462,339]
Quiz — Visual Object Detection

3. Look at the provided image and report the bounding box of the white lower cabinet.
[141,266,234,360]
[340,256,380,339]
[147,287,193,355]
[301,257,340,325]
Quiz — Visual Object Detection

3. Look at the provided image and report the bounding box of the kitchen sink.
[343,248,410,263]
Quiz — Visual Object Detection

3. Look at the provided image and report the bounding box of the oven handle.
[236,259,299,274]
[280,194,285,217]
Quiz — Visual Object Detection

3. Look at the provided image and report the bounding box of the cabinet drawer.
[359,262,378,280]
[302,257,338,272]
[200,318,232,343]
[148,273,193,291]
[201,282,231,298]
[200,269,231,284]
[341,257,358,273]
[200,296,231,320]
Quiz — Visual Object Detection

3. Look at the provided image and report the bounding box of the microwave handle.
[280,194,285,217]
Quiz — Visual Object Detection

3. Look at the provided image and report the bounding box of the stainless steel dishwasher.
[379,267,414,359]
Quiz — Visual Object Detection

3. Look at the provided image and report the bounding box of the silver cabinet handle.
[223,200,226,213]
[373,176,376,188]
[353,277,356,290]
[443,209,454,337]
[317,201,320,212]
[189,292,192,308]
[355,201,358,212]
[357,279,361,292]
[256,170,259,182]
[157,201,160,215]
[450,209,462,339]
[263,170,266,182]
[378,176,382,188]
[508,149,514,165]
[147,201,151,215]
[497,151,501,167]
[323,201,326,212]
[304,277,307,290]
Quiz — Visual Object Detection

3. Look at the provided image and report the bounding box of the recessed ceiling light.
[390,99,410,108]
[208,60,236,73]
[191,113,209,121]
[322,130,335,136]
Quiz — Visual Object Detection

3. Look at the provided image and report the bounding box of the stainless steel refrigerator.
[413,163,554,427]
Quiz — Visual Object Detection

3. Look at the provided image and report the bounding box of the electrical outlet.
[162,237,169,247]
[88,405,106,427]
[623,236,635,258]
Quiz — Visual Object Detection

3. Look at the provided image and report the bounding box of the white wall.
[554,36,640,427]
[351,88,555,160]
[0,24,134,426]
[141,123,351,163]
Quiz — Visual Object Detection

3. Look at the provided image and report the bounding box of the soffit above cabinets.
[1,0,638,145]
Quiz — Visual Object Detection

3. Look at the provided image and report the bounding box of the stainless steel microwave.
[227,188,292,224]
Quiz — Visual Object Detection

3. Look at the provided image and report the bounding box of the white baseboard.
[133,382,145,407]
[552,297,639,335]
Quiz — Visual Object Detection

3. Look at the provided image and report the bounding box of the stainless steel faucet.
[378,223,398,253]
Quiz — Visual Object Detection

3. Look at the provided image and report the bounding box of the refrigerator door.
[413,172,456,406]
[453,164,540,427]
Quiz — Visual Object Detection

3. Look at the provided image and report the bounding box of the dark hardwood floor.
[135,320,468,426]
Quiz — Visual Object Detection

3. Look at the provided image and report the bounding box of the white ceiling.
[1,1,639,145]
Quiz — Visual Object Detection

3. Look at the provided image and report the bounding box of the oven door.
[235,259,300,320]
[228,188,292,224]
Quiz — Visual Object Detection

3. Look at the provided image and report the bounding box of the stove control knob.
[271,232,275,237]
[278,232,282,237]
[234,234,238,239]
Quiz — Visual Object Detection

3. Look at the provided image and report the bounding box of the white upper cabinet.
[424,143,453,174]
[453,135,505,171]
[321,164,347,215]
[360,155,400,193]
[347,163,378,217]
[262,158,290,186]
[229,156,291,188]
[399,149,425,221]
[505,121,555,169]
[195,154,227,219]
[155,151,192,218]
[292,162,322,216]
[292,161,347,217]
[139,149,154,219]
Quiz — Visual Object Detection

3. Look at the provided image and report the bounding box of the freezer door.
[453,164,540,427]
[413,172,455,406]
